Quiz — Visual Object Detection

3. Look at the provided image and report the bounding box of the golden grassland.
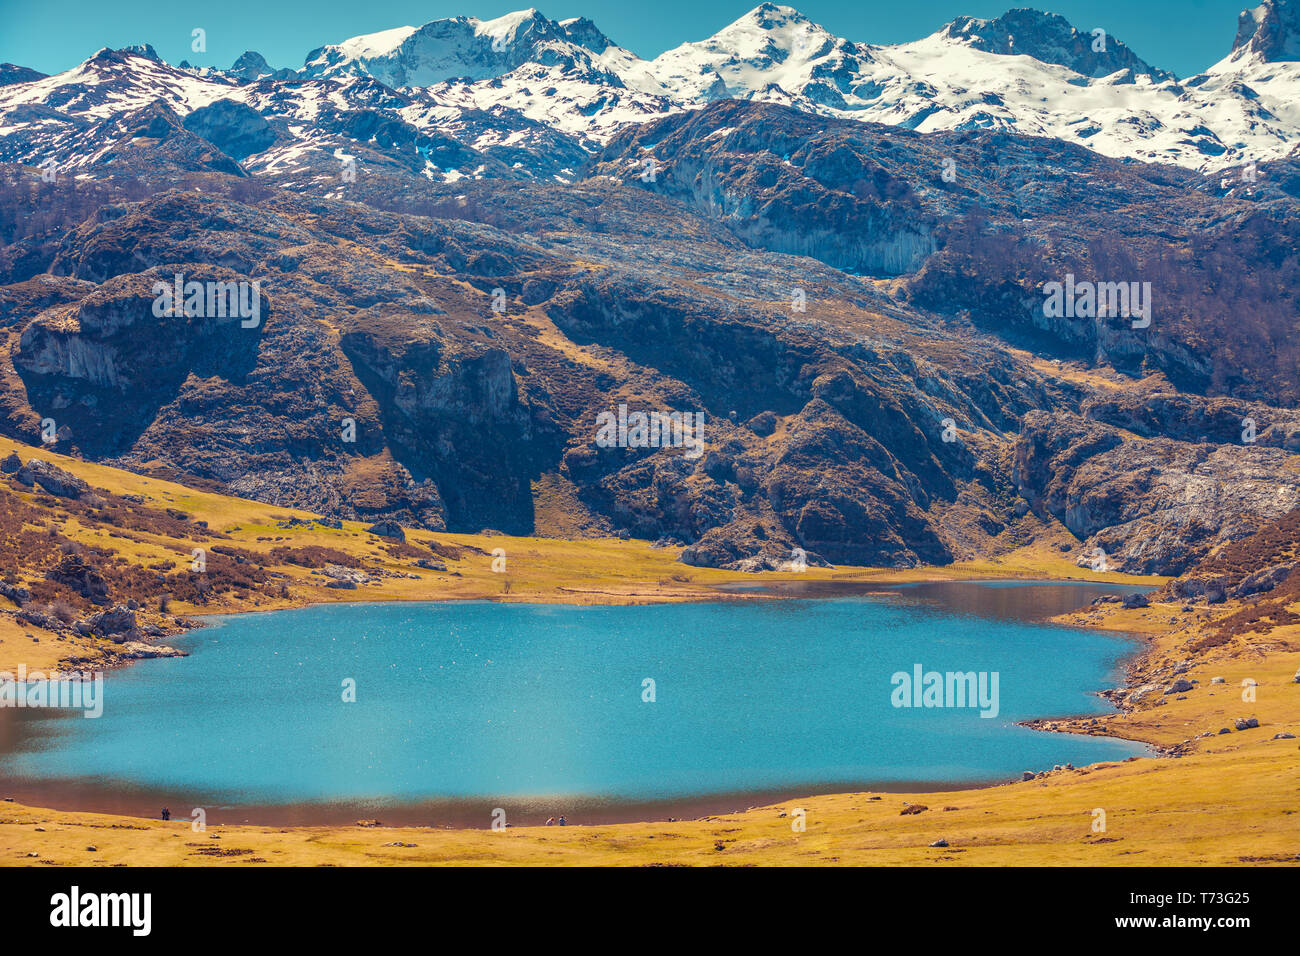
[1,436,1296,866]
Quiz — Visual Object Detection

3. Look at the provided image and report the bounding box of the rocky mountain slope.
[0,8,1297,576]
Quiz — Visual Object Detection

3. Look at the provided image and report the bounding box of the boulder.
[1233,716,1260,731]
[744,410,779,436]
[1164,678,1194,695]
[14,459,90,499]
[0,581,30,606]
[317,564,371,585]
[76,605,139,642]
[365,520,406,542]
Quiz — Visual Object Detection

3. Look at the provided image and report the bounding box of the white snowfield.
[3,2,1299,180]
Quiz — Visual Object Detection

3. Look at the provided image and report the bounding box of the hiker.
[558,816,566,826]
[160,808,170,821]
[545,817,555,826]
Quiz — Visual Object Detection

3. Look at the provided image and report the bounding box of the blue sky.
[0,0,1256,78]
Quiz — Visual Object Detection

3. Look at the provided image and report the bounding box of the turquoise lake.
[0,582,1149,823]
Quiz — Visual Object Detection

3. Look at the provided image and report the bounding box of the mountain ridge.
[4,3,1300,175]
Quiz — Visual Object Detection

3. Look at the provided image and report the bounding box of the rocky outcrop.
[45,552,109,604]
[0,581,29,606]
[182,98,276,161]
[1232,562,1297,598]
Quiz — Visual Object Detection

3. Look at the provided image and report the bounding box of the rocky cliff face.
[591,101,938,276]
[1232,0,1300,61]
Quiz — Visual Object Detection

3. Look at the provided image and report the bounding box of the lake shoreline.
[2,580,1157,828]
[0,769,1071,830]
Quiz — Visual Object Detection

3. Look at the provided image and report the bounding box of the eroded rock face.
[1014,410,1300,574]
[1082,391,1300,449]
[15,268,266,454]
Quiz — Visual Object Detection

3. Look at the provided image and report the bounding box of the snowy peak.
[6,4,1300,178]
[937,8,1174,80]
[1231,0,1300,61]
[558,16,616,54]
[743,1,816,31]
[301,9,627,86]
[650,2,870,101]
[0,64,47,86]
[226,51,296,82]
[120,43,163,63]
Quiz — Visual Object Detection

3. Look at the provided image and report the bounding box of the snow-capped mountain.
[644,3,1300,170]
[299,9,674,143]
[3,2,1300,183]
[303,9,616,85]
[1195,0,1300,163]
[0,48,237,168]
[937,9,1174,80]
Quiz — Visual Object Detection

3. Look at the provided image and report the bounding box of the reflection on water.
[722,578,1150,623]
